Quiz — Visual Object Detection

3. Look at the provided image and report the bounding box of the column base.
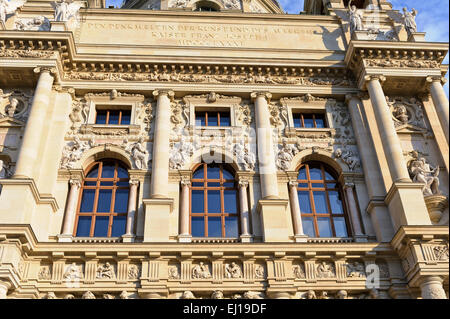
[177,234,192,243]
[385,182,432,229]
[293,235,308,243]
[121,234,135,243]
[257,199,290,242]
[57,234,73,243]
[240,234,253,243]
[142,198,174,242]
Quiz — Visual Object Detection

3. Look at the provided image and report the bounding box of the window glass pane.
[76,216,92,237]
[192,182,203,187]
[328,191,344,214]
[97,189,112,212]
[207,166,220,179]
[301,217,315,237]
[114,189,129,213]
[293,114,302,128]
[100,181,114,186]
[207,190,221,213]
[208,182,221,187]
[313,191,328,214]
[208,112,218,126]
[317,217,332,237]
[315,116,325,128]
[109,110,120,124]
[298,191,312,214]
[191,190,204,213]
[121,111,131,125]
[101,164,115,178]
[298,183,308,188]
[94,216,109,237]
[324,170,335,181]
[224,190,238,213]
[86,165,99,178]
[191,217,205,237]
[333,217,348,237]
[223,182,235,188]
[225,216,238,237]
[303,114,314,128]
[326,182,338,189]
[96,110,107,124]
[207,217,222,237]
[84,181,96,187]
[219,112,230,127]
[311,183,324,188]
[298,168,307,180]
[79,189,95,212]
[193,167,204,179]
[308,166,322,180]
[195,112,206,126]
[117,181,129,187]
[117,166,128,178]
[222,169,234,180]
[111,216,126,237]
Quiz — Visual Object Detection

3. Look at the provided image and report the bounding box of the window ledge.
[306,237,354,243]
[286,127,336,138]
[80,124,140,135]
[72,237,121,243]
[191,237,239,243]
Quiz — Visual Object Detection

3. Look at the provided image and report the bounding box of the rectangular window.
[293,112,327,128]
[195,110,231,127]
[95,109,131,125]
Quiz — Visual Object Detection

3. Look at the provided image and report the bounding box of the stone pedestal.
[385,183,432,229]
[257,199,289,242]
[0,21,5,31]
[424,195,449,224]
[50,21,68,31]
[142,198,174,242]
[408,32,426,42]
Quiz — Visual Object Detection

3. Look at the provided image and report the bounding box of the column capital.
[129,179,140,186]
[250,91,272,102]
[180,177,191,187]
[33,67,57,75]
[152,90,175,100]
[288,179,298,188]
[426,76,447,85]
[69,178,81,188]
[238,178,249,188]
[364,74,386,83]
[344,182,355,189]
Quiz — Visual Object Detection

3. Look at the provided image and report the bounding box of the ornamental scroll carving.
[386,96,426,129]
[60,137,96,169]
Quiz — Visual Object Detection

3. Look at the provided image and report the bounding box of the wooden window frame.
[95,109,131,125]
[292,112,328,129]
[297,161,350,238]
[189,163,240,238]
[194,110,231,127]
[74,160,130,238]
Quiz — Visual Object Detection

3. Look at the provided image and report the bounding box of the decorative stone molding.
[14,16,51,31]
[0,89,32,122]
[386,96,427,130]
[60,137,97,169]
[365,58,440,69]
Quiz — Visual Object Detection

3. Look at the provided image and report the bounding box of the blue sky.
[106,0,449,94]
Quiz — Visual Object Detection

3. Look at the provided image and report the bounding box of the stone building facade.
[0,0,448,299]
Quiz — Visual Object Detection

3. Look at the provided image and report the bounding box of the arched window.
[74,160,129,237]
[190,163,239,237]
[194,0,220,11]
[297,162,349,237]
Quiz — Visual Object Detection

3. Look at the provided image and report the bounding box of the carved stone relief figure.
[128,264,140,280]
[60,137,96,169]
[224,262,242,278]
[181,291,196,299]
[346,262,366,278]
[0,90,32,121]
[14,16,51,31]
[169,0,187,8]
[38,266,52,280]
[69,98,88,132]
[254,265,265,279]
[96,262,115,279]
[64,294,75,299]
[402,7,418,36]
[316,261,335,278]
[127,137,149,170]
[333,146,360,171]
[0,159,13,179]
[169,134,196,170]
[51,0,82,22]
[236,103,252,126]
[44,292,57,299]
[168,265,180,279]
[320,291,331,299]
[276,140,299,171]
[211,290,224,299]
[408,151,441,196]
[192,262,212,279]
[223,0,241,10]
[63,263,83,281]
[103,294,115,299]
[386,97,426,128]
[292,264,305,279]
[233,138,256,171]
[433,245,449,261]
[82,291,96,299]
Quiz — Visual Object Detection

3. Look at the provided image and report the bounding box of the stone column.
[365,75,411,183]
[0,280,10,299]
[178,176,192,242]
[420,276,448,299]
[288,180,307,242]
[124,179,139,240]
[343,183,366,241]
[251,92,279,199]
[427,76,449,143]
[14,67,55,179]
[150,90,174,198]
[59,178,81,241]
[238,178,252,242]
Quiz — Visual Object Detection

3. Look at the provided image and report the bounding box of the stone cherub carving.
[5,97,18,117]
[51,0,82,22]
[402,7,418,36]
[96,262,114,279]
[224,262,242,278]
[409,152,440,196]
[181,291,196,299]
[192,262,212,279]
[0,0,25,24]
[63,263,82,281]
[348,0,364,34]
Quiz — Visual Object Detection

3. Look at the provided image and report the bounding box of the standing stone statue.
[409,154,440,196]
[348,0,364,34]
[0,0,26,24]
[402,7,418,36]
[51,0,82,22]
